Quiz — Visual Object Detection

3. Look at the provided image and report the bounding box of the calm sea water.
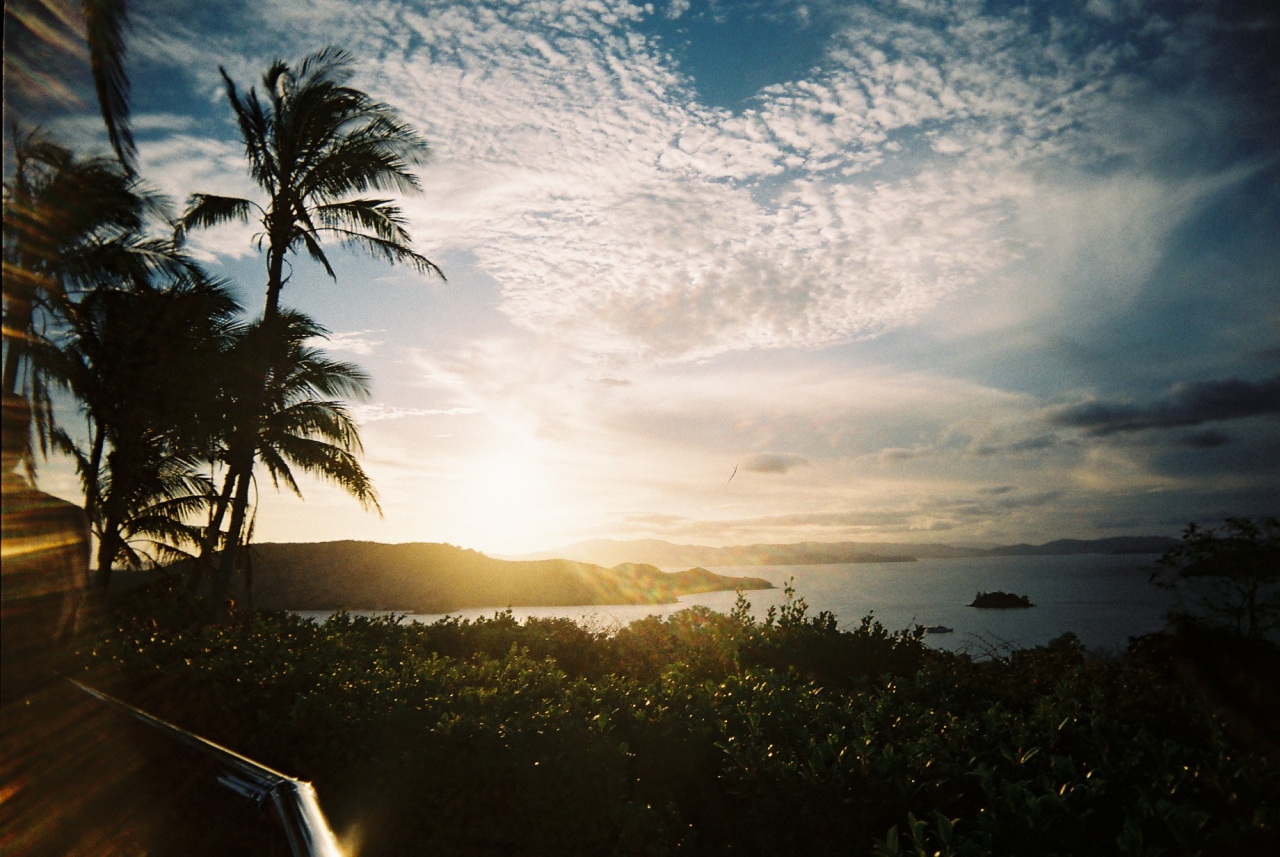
[298,553,1177,654]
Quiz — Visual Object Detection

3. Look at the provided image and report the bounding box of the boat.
[924,625,954,634]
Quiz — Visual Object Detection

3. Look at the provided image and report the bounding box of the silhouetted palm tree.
[3,130,189,470]
[52,275,241,586]
[206,311,380,606]
[178,47,442,326]
[178,48,437,594]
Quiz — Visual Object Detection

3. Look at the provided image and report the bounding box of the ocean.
[297,553,1177,654]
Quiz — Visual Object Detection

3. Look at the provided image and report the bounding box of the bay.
[297,553,1177,654]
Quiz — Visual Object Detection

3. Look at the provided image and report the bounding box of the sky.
[16,0,1280,555]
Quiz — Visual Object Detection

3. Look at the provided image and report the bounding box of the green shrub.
[75,581,1280,856]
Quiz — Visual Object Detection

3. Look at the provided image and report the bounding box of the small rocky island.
[968,590,1035,609]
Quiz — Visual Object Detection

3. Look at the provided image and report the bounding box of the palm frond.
[82,0,134,171]
[220,68,277,194]
[177,194,259,239]
[326,228,445,279]
[271,434,380,513]
[257,444,303,498]
[314,198,409,244]
[295,222,336,281]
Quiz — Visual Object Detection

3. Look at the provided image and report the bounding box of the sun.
[455,451,564,554]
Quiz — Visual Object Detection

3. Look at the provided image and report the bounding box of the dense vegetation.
[78,582,1279,857]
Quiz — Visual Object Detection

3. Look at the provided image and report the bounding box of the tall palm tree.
[178,47,443,327]
[206,311,380,606]
[178,48,439,594]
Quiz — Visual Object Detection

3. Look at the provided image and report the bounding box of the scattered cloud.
[972,433,1063,457]
[130,0,1263,364]
[74,0,1277,552]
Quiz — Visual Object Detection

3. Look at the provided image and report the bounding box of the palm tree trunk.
[244,548,254,612]
[199,466,238,559]
[264,240,287,326]
[211,450,254,612]
[83,423,106,524]
[94,509,121,589]
[189,466,238,595]
[211,230,286,613]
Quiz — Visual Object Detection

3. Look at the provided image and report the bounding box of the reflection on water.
[299,553,1177,654]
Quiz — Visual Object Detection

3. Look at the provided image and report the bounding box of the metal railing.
[66,678,345,857]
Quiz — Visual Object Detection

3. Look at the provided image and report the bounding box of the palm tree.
[52,275,241,586]
[206,311,380,606]
[178,48,439,595]
[178,47,443,326]
[3,130,189,470]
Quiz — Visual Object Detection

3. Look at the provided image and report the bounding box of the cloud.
[1046,374,1280,435]
[318,329,386,356]
[132,0,1266,364]
[875,445,935,462]
[352,404,480,422]
[972,433,1063,457]
[1178,429,1232,449]
[609,486,1073,540]
[740,452,809,474]
[978,485,1015,495]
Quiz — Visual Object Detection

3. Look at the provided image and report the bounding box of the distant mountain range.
[514,535,1181,568]
[246,541,773,613]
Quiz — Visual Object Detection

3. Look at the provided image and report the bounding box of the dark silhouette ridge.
[236,541,773,612]
[520,535,1180,567]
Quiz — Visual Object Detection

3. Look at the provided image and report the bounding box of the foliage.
[2,129,187,468]
[51,276,242,583]
[4,0,137,169]
[1153,518,1280,639]
[78,584,1280,857]
[177,46,442,312]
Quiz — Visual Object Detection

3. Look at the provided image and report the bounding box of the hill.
[515,539,922,568]
[518,535,1180,567]
[247,541,773,612]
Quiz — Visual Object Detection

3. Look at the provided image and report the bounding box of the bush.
[73,581,1280,856]
[1153,517,1280,639]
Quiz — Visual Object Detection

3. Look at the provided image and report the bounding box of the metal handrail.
[65,677,345,857]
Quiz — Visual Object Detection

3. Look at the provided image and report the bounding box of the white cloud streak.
[352,403,480,422]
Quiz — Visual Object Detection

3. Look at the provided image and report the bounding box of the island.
[242,541,773,613]
[968,590,1035,609]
